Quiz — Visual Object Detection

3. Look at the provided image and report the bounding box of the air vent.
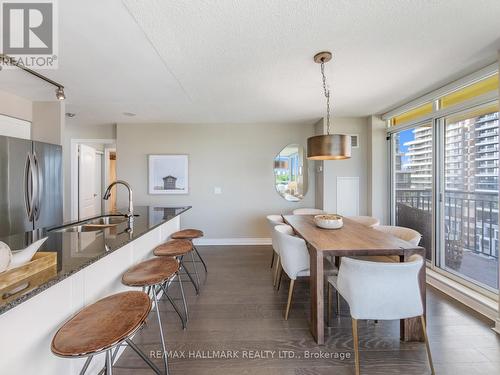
[350,134,359,148]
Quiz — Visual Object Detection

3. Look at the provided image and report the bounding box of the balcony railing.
[395,189,498,260]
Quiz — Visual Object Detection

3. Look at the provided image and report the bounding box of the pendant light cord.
[320,61,331,135]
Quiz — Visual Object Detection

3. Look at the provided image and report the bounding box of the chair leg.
[79,355,93,375]
[126,339,162,375]
[105,350,113,375]
[190,250,201,290]
[177,271,189,324]
[160,283,186,329]
[270,250,275,269]
[152,287,170,375]
[276,268,283,291]
[192,244,208,273]
[273,256,281,287]
[420,315,435,375]
[327,283,333,326]
[179,258,199,295]
[284,279,295,320]
[352,318,360,375]
[336,290,341,315]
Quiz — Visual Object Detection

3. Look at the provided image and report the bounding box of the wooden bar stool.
[154,239,200,296]
[51,291,162,375]
[122,257,187,375]
[171,229,206,280]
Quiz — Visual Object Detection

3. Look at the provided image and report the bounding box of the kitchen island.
[0,206,191,375]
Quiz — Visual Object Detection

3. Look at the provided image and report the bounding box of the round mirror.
[274,144,308,201]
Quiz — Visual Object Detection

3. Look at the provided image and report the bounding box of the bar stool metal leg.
[160,283,186,329]
[192,244,208,273]
[177,271,189,323]
[105,350,113,375]
[152,287,170,375]
[126,339,162,375]
[79,356,93,375]
[190,250,201,289]
[179,257,199,295]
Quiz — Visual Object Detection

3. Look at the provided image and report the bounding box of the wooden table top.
[282,215,424,256]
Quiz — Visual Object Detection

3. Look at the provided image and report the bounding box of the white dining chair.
[347,216,380,227]
[266,215,284,286]
[369,225,422,262]
[292,208,325,215]
[274,224,310,320]
[328,256,434,375]
[373,225,421,245]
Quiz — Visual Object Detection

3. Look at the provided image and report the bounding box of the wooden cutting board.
[0,252,57,301]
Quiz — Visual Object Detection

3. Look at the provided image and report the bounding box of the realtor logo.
[0,0,58,69]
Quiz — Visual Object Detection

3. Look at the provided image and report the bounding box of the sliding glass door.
[391,104,499,293]
[392,122,433,261]
[439,106,499,291]
[389,72,499,295]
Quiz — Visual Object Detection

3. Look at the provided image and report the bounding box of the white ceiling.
[0,0,499,126]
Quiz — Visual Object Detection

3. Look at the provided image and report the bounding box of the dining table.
[282,214,426,345]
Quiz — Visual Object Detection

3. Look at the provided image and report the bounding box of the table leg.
[309,247,324,344]
[400,253,426,342]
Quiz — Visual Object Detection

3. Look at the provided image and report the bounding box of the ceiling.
[0,0,499,126]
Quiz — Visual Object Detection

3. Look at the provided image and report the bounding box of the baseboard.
[426,268,499,327]
[194,238,271,246]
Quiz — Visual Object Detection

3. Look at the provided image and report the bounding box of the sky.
[397,128,414,167]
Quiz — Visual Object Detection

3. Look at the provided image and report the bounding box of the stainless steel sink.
[52,225,102,233]
[85,216,128,226]
[50,215,131,233]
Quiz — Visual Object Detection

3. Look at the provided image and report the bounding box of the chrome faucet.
[103,180,134,221]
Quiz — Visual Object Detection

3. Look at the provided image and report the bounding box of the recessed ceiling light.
[122,112,136,117]
[65,112,76,118]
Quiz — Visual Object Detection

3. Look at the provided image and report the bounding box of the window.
[440,105,499,290]
[392,122,433,261]
[441,74,498,108]
[388,71,499,295]
[390,103,433,127]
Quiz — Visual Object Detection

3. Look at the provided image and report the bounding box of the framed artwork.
[148,154,189,194]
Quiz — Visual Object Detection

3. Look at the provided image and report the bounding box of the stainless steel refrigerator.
[0,135,63,237]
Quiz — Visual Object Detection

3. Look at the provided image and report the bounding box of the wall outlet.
[214,187,222,194]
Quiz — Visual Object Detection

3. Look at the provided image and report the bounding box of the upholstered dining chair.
[373,225,422,245]
[273,224,310,320]
[331,225,423,316]
[266,215,285,286]
[328,256,434,375]
[347,216,380,228]
[292,208,325,215]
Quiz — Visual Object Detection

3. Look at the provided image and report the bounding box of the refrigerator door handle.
[24,152,37,221]
[33,152,42,220]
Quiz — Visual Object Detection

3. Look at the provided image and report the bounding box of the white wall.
[0,91,66,145]
[314,117,370,215]
[116,122,316,239]
[0,89,32,122]
[32,101,65,145]
[367,115,389,224]
[63,123,117,220]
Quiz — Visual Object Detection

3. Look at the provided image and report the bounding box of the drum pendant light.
[307,52,351,160]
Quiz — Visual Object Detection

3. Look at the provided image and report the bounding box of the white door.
[78,144,97,219]
[336,177,360,216]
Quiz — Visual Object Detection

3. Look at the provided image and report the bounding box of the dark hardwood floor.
[115,245,500,375]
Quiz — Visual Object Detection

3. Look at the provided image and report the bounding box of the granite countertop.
[0,206,191,315]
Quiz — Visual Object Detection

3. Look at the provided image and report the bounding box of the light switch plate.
[214,187,222,194]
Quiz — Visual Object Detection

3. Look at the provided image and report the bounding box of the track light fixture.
[55,87,66,100]
[0,53,67,101]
